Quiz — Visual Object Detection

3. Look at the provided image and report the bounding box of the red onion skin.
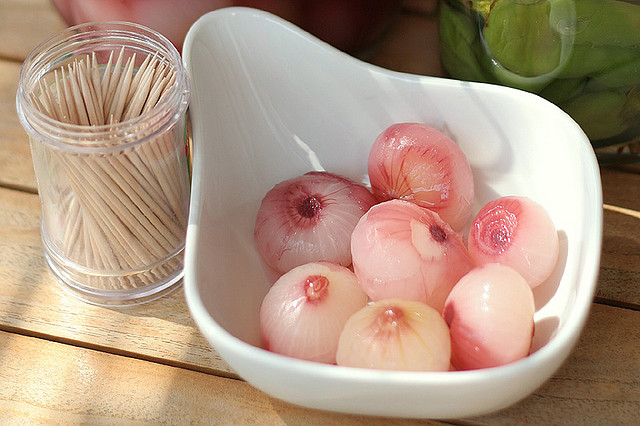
[468,196,560,289]
[254,171,377,275]
[368,123,475,231]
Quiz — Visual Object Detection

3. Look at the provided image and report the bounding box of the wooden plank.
[1,304,637,424]
[0,331,442,425]
[599,168,640,308]
[0,2,64,193]
[469,303,640,424]
[0,1,57,193]
[0,0,66,62]
[0,186,233,377]
[602,167,640,210]
[0,60,37,192]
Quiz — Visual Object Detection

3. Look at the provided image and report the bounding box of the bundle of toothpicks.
[31,48,188,290]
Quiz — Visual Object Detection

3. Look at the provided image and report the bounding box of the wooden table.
[1,1,638,423]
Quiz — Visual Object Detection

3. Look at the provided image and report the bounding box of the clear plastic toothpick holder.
[16,22,190,306]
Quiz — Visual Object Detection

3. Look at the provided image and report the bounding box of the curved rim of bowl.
[182,5,603,390]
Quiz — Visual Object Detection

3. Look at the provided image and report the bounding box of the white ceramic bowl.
[182,7,602,419]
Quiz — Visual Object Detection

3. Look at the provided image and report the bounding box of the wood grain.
[1,186,638,423]
[0,60,37,192]
[599,168,640,308]
[0,0,66,62]
[471,303,640,424]
[0,186,234,377]
[5,183,637,361]
[0,330,442,425]
[0,304,636,424]
[0,0,638,424]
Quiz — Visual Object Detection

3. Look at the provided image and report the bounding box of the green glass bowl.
[439,0,640,162]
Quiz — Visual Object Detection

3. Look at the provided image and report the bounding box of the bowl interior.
[182,7,602,418]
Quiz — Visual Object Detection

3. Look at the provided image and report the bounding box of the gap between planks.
[593,296,640,312]
[0,181,39,195]
[0,322,242,381]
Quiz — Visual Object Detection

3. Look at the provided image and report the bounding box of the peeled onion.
[254,171,377,275]
[336,298,451,371]
[443,264,535,370]
[367,122,475,231]
[259,261,368,363]
[467,195,559,288]
[351,199,474,312]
